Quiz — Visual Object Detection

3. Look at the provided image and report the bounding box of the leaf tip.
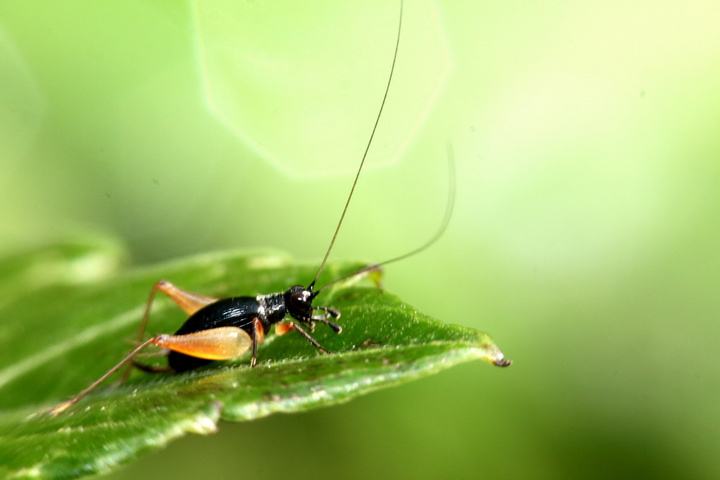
[493,357,512,367]
[476,333,512,368]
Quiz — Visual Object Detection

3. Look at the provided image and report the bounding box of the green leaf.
[0,242,509,479]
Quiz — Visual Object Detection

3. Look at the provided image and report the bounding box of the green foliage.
[0,241,508,479]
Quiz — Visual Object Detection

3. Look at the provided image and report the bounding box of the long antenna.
[309,0,404,288]
[316,144,456,293]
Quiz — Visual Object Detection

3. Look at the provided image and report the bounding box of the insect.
[50,0,455,416]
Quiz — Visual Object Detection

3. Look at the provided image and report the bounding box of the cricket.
[49,0,486,417]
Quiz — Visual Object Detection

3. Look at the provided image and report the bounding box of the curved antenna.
[316,144,456,293]
[309,0,404,289]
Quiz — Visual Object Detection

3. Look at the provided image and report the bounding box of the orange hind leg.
[121,280,218,381]
[49,326,252,416]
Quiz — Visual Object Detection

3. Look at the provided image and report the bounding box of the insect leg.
[312,306,342,333]
[48,337,159,416]
[274,321,295,336]
[314,306,340,319]
[131,361,173,374]
[250,318,265,368]
[292,322,330,354]
[121,280,218,381]
[153,327,252,361]
[50,327,252,415]
[134,280,218,346]
[127,347,171,374]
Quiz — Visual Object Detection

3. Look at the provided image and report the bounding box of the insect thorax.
[256,292,287,325]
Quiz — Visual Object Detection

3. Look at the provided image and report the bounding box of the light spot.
[190,0,451,178]
[65,253,120,284]
[186,414,218,434]
[247,255,288,269]
[9,465,43,478]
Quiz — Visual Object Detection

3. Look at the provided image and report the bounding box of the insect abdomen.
[168,297,261,372]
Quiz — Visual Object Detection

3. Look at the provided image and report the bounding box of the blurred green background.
[1,0,719,478]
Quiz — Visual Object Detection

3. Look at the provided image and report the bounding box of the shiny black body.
[168,287,316,371]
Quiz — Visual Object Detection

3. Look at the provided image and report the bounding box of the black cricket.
[167,283,340,372]
[50,0,454,415]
